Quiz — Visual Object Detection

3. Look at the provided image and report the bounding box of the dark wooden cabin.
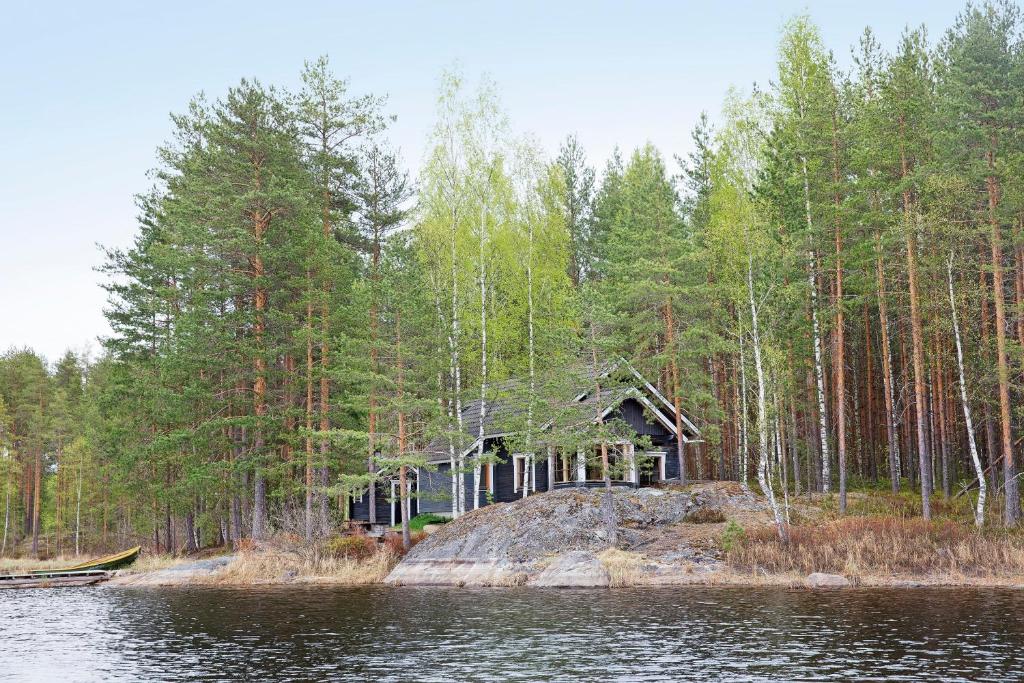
[350,360,701,522]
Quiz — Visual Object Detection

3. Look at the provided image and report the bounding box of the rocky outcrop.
[105,555,236,587]
[386,482,763,587]
[532,551,610,588]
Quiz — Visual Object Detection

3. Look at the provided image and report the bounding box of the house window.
[586,443,632,481]
[479,463,493,493]
[513,454,534,493]
[637,450,667,486]
[552,448,574,484]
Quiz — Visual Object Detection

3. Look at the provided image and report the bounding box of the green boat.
[30,545,142,575]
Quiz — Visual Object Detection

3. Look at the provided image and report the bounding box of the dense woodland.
[4,2,1024,556]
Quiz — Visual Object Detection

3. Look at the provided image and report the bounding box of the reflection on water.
[1,585,1023,681]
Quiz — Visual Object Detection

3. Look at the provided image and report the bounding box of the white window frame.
[547,445,555,488]
[636,449,667,484]
[390,481,398,527]
[512,453,536,493]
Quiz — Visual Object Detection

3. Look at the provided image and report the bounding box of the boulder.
[384,483,764,587]
[529,551,610,588]
[386,558,525,587]
[805,572,850,589]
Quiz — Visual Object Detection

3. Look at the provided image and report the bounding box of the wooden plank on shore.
[0,570,111,589]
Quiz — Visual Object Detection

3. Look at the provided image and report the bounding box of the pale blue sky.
[1,0,967,361]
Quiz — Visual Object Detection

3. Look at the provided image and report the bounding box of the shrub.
[382,531,426,557]
[325,535,377,561]
[720,520,746,553]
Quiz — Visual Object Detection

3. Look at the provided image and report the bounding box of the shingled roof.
[424,359,700,461]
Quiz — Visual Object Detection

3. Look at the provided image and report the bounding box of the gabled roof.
[425,358,701,463]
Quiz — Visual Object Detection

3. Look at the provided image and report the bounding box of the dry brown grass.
[119,553,187,574]
[205,540,402,586]
[727,516,1024,580]
[0,552,184,575]
[0,557,68,574]
[598,548,645,586]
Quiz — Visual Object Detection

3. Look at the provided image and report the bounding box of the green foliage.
[720,520,747,552]
[396,513,449,532]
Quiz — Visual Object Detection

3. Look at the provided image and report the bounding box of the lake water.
[2,585,1023,681]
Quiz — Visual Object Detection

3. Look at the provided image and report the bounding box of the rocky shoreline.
[387,483,766,588]
[91,483,1024,590]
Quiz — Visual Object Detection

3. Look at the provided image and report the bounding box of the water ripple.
[2,586,1024,681]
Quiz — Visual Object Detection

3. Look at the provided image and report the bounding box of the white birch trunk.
[435,292,459,519]
[795,69,831,493]
[75,454,83,555]
[525,210,536,499]
[748,257,787,542]
[474,202,488,510]
[450,212,467,517]
[947,254,986,527]
[738,332,749,486]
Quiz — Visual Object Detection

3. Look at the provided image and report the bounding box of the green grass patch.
[393,513,450,532]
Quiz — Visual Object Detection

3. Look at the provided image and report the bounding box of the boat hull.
[31,546,142,575]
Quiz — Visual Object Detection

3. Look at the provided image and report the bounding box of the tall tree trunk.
[3,451,12,556]
[305,275,315,542]
[864,301,877,483]
[590,320,617,547]
[251,211,269,540]
[473,202,488,510]
[872,240,897,491]
[74,453,82,555]
[905,215,931,520]
[898,124,931,520]
[397,311,411,551]
[184,510,198,553]
[748,257,787,542]
[664,297,687,484]
[367,225,382,525]
[713,355,726,480]
[31,448,41,557]
[986,150,1018,525]
[948,255,986,527]
[788,392,801,496]
[319,180,332,517]
[54,443,62,555]
[980,266,999,494]
[801,157,831,492]
[525,211,536,499]
[448,210,466,517]
[933,334,950,499]
[831,108,847,514]
[738,332,749,486]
